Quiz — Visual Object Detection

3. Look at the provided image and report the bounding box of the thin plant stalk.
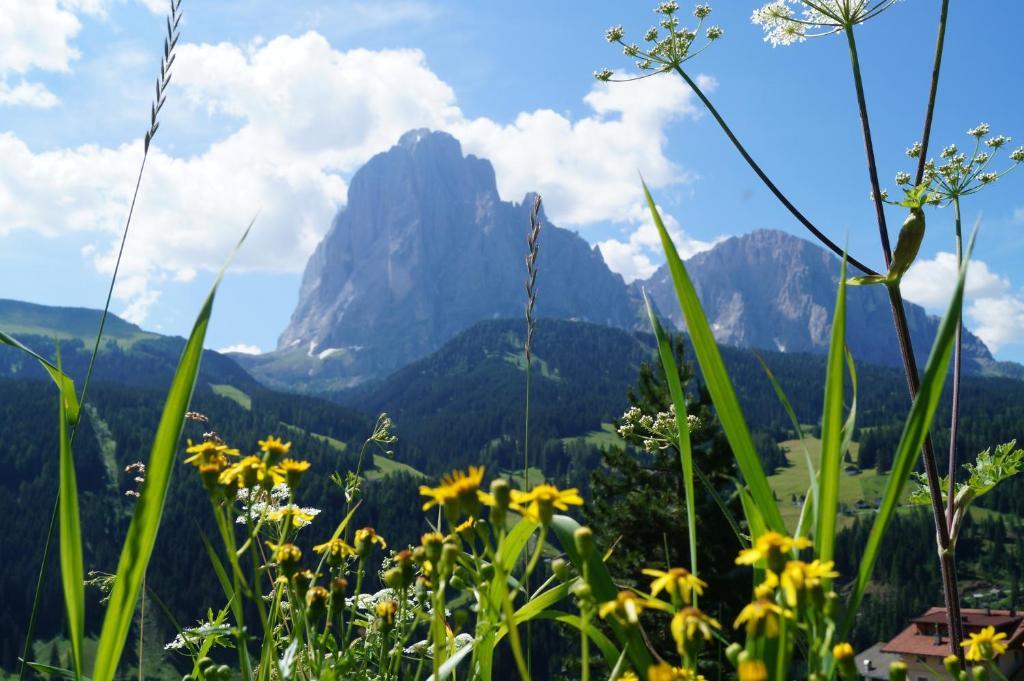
[17,5,182,677]
[914,0,951,186]
[947,197,964,526]
[524,195,542,490]
[843,24,964,657]
[671,64,878,277]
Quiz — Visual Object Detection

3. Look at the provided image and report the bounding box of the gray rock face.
[636,229,998,373]
[275,129,636,384]
[246,132,1012,392]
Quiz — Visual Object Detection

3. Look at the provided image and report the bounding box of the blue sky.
[2,1,1023,361]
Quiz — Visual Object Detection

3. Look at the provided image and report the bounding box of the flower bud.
[971,666,989,681]
[571,581,592,603]
[833,642,856,680]
[889,660,907,681]
[490,479,511,512]
[725,642,743,667]
[551,558,571,582]
[574,527,595,559]
[305,585,329,621]
[943,654,961,677]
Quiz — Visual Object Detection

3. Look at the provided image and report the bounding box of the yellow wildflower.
[735,532,811,571]
[184,440,238,467]
[734,599,787,638]
[779,559,838,606]
[218,455,285,489]
[313,537,356,561]
[754,571,778,600]
[267,542,302,575]
[376,599,399,627]
[258,435,291,461]
[355,527,387,557]
[267,506,316,528]
[737,659,768,681]
[646,662,705,680]
[642,567,707,605]
[452,516,477,540]
[962,625,1008,661]
[620,674,639,681]
[279,459,311,488]
[420,466,486,518]
[509,483,584,525]
[671,607,721,657]
[598,590,669,627]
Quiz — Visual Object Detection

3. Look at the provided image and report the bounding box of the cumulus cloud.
[902,251,1024,353]
[596,202,722,282]
[0,0,161,108]
[218,343,262,355]
[0,32,701,321]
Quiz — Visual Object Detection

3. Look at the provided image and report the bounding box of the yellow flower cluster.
[183,435,311,494]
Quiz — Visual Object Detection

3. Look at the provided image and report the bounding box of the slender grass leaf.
[427,638,475,681]
[550,514,653,672]
[644,292,698,582]
[840,229,977,637]
[91,219,253,681]
[756,354,816,514]
[643,182,785,534]
[817,255,847,564]
[25,662,91,681]
[507,610,622,669]
[57,351,84,681]
[0,332,80,424]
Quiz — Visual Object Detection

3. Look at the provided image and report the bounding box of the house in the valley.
[856,607,1024,680]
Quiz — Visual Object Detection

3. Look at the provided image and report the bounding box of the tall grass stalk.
[16,3,183,678]
[523,195,542,490]
[843,24,964,656]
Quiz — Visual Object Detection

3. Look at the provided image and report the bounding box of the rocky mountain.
[240,129,636,390]
[636,230,1019,378]
[237,129,1019,390]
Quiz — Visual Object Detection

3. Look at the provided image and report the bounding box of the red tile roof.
[882,608,1024,658]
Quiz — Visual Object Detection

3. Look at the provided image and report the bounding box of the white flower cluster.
[617,405,703,453]
[165,617,232,651]
[596,2,722,82]
[234,483,321,528]
[752,0,901,47]
[404,633,474,657]
[905,124,1024,204]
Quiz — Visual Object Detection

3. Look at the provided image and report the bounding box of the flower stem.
[914,0,951,185]
[948,197,964,530]
[671,64,878,276]
[843,24,964,658]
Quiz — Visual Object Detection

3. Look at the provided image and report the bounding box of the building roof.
[882,607,1024,658]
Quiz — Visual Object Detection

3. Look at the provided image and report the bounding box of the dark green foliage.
[587,335,746,668]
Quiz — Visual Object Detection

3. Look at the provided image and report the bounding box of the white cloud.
[902,252,1010,308]
[218,343,262,355]
[0,79,59,107]
[596,203,722,282]
[902,251,1024,353]
[968,296,1024,353]
[0,33,699,321]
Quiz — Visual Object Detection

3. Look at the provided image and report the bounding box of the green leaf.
[510,610,623,669]
[91,219,253,681]
[25,662,91,681]
[841,228,976,637]
[642,182,785,535]
[847,274,893,287]
[57,353,85,681]
[644,292,698,582]
[549,514,653,672]
[756,354,817,533]
[816,255,847,564]
[0,332,80,424]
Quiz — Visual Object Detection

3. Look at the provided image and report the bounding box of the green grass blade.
[26,662,92,681]
[840,230,976,637]
[91,219,253,681]
[644,292,698,581]
[549,514,653,672]
[57,352,84,681]
[816,256,847,563]
[643,182,785,534]
[757,353,819,537]
[0,332,80,424]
